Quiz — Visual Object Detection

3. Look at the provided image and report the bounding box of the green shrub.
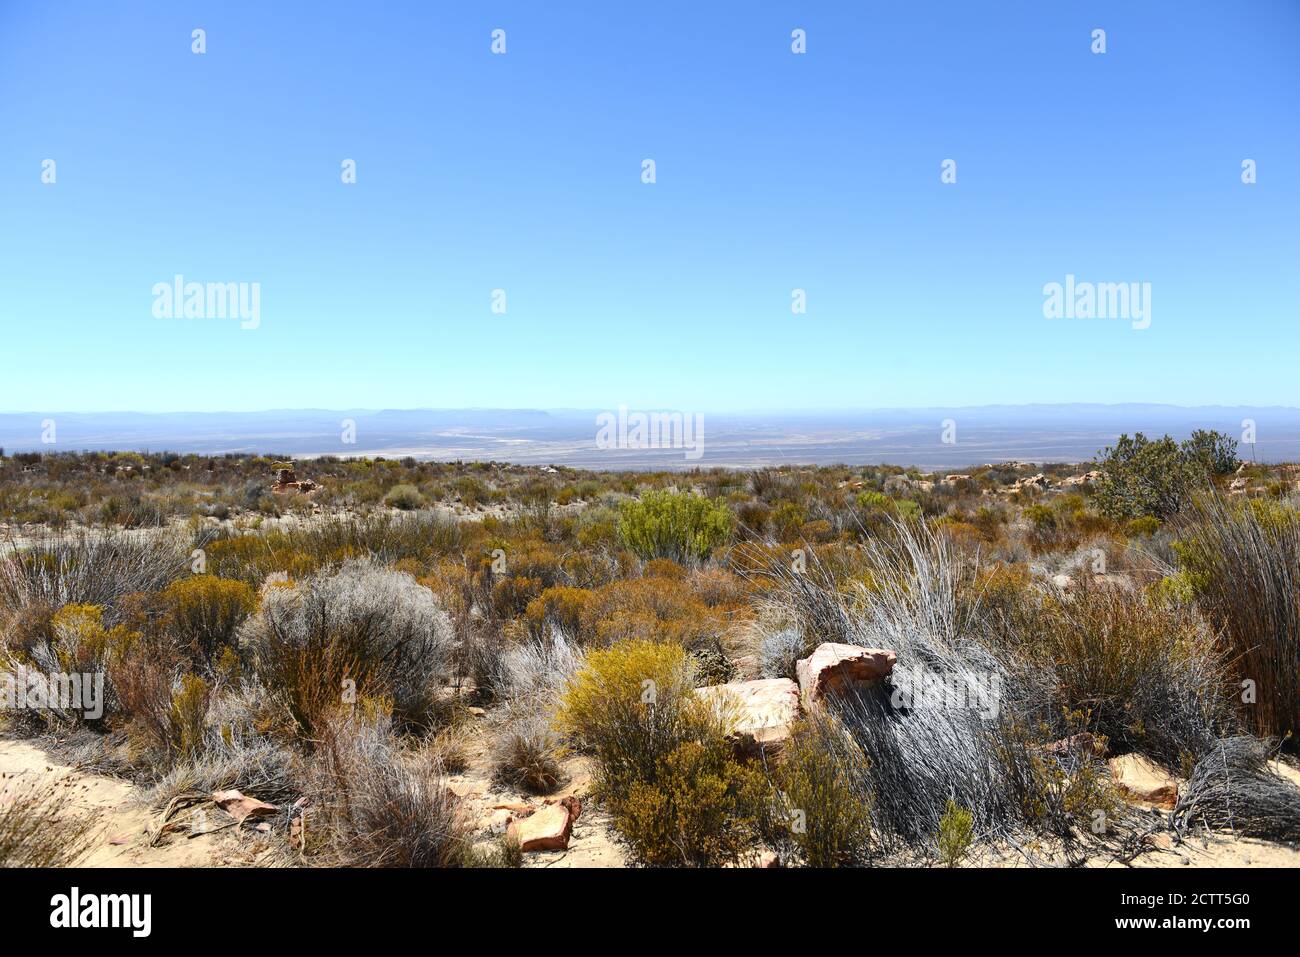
[1126,515,1161,537]
[1092,433,1207,520]
[936,800,974,867]
[384,484,425,510]
[618,490,732,563]
[778,717,873,867]
[1182,429,1239,477]
[617,736,769,867]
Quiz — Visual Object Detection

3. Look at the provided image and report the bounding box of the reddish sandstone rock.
[796,643,896,709]
[508,796,581,852]
[1108,754,1179,809]
[694,678,800,755]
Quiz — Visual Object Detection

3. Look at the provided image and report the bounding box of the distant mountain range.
[1,405,1297,469]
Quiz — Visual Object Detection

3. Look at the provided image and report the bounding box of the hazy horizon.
[4,403,1297,469]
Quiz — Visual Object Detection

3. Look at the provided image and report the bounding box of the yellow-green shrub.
[778,717,873,867]
[618,490,732,562]
[158,575,257,669]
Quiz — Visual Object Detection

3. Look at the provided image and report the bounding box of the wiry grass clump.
[1174,736,1300,842]
[1173,497,1300,742]
[491,715,563,794]
[0,781,101,867]
[782,522,1132,857]
[1021,581,1231,766]
[0,531,188,616]
[308,710,471,868]
[148,734,300,809]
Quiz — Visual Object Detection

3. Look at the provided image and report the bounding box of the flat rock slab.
[1108,753,1179,809]
[694,678,801,754]
[508,796,581,852]
[796,642,896,709]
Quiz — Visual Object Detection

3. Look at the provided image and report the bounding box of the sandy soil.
[4,731,1294,869]
[0,737,278,867]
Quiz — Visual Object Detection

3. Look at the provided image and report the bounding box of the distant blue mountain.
[1,405,1296,469]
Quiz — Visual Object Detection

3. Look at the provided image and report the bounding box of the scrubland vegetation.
[1,432,1298,868]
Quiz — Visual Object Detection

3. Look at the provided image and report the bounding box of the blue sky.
[1,0,1297,414]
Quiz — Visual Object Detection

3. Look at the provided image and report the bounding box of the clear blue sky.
[1,1,1297,413]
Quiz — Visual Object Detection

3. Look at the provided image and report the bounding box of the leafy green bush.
[618,490,732,563]
[1182,429,1239,477]
[1092,432,1229,520]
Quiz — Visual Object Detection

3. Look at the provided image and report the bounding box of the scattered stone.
[694,678,800,755]
[1108,754,1179,809]
[796,642,896,709]
[1051,574,1074,590]
[1061,470,1102,488]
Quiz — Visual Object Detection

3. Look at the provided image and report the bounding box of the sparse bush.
[157,575,257,670]
[617,736,770,867]
[556,639,768,866]
[246,560,456,735]
[555,639,708,793]
[384,483,425,510]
